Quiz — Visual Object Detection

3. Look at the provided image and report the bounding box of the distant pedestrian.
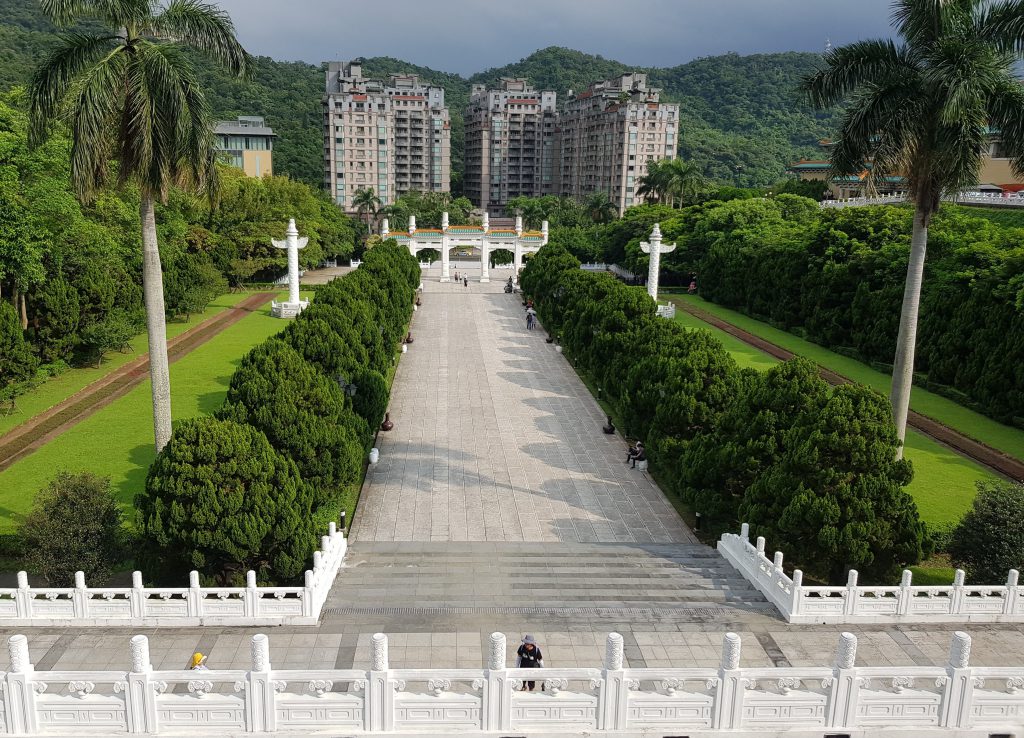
[626,441,645,466]
[188,652,209,671]
[454,270,459,282]
[688,273,697,294]
[526,307,537,330]
[516,635,544,691]
[464,276,468,287]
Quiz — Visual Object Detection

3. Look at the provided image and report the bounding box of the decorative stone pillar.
[541,219,549,244]
[485,632,510,731]
[513,243,523,283]
[827,632,859,729]
[6,635,38,734]
[482,212,489,231]
[942,630,975,728]
[639,223,676,302]
[715,632,743,729]
[271,218,310,318]
[248,634,276,732]
[480,235,490,283]
[381,218,390,239]
[601,632,626,730]
[844,569,859,616]
[441,211,451,281]
[408,216,418,260]
[368,633,393,731]
[1006,569,1020,616]
[127,635,158,734]
[188,571,202,618]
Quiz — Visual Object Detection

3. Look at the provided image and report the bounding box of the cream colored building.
[464,79,558,213]
[214,116,274,178]
[323,61,451,213]
[557,73,679,213]
[789,138,1024,198]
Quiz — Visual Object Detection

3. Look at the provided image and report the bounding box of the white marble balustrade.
[719,524,1023,624]
[0,522,346,626]
[0,629,1018,735]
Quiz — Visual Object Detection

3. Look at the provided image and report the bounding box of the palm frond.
[891,0,967,49]
[28,32,119,146]
[985,77,1024,179]
[829,79,925,177]
[803,39,916,108]
[65,50,127,200]
[149,0,252,78]
[977,0,1024,52]
[41,0,150,30]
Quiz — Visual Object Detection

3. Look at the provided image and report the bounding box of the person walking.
[526,306,537,330]
[516,635,544,691]
[463,276,469,288]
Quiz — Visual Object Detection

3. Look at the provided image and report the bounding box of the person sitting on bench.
[626,441,645,467]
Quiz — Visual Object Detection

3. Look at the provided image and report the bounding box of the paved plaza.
[2,270,1023,674]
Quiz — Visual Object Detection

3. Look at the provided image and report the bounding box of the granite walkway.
[1,272,1023,674]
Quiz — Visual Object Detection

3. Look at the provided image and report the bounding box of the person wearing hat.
[188,652,209,671]
[515,635,544,691]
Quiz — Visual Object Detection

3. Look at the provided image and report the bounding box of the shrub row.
[522,243,928,583]
[135,242,420,585]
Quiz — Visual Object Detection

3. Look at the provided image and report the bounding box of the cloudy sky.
[214,0,898,75]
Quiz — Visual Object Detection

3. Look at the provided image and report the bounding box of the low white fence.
[0,521,347,626]
[580,262,609,272]
[821,190,1024,209]
[719,523,1022,624]
[656,302,677,319]
[608,264,640,282]
[0,629,1017,735]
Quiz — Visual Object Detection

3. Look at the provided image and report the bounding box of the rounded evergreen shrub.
[136,417,317,585]
[949,480,1024,583]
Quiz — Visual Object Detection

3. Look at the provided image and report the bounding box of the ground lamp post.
[639,223,676,303]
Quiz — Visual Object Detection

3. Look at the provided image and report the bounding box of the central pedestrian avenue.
[2,269,1024,673]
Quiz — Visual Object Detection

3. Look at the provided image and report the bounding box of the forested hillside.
[0,2,837,188]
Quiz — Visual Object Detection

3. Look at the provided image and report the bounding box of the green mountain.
[0,2,837,189]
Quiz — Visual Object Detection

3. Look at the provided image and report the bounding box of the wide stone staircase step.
[322,542,778,622]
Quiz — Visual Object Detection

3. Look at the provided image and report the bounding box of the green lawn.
[0,292,295,533]
[670,304,997,527]
[0,291,254,437]
[665,292,1024,463]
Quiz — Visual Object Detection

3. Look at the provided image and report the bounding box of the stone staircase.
[322,542,777,623]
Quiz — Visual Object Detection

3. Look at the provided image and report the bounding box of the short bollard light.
[369,448,380,464]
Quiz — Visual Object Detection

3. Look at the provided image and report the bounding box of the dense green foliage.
[21,471,124,585]
[0,1,836,189]
[218,338,369,515]
[521,243,927,582]
[949,480,1024,583]
[138,417,317,585]
[0,91,356,395]
[135,241,419,583]
[568,196,1024,426]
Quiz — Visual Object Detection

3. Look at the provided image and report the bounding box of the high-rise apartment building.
[323,61,451,213]
[558,73,679,213]
[464,79,557,213]
[214,116,274,178]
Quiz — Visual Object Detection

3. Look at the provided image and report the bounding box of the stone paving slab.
[351,279,694,544]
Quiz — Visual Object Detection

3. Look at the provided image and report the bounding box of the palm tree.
[353,187,382,234]
[804,0,1024,457]
[584,191,618,224]
[29,0,250,453]
[637,158,709,207]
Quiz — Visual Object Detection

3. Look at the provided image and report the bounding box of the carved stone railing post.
[1006,569,1020,616]
[247,633,276,732]
[941,631,973,729]
[127,634,158,734]
[73,570,88,618]
[739,522,749,541]
[951,569,967,614]
[826,631,859,729]
[303,570,315,618]
[130,571,145,619]
[714,632,743,729]
[245,570,258,618]
[368,633,393,731]
[600,632,626,730]
[188,571,202,618]
[898,569,913,616]
[15,571,31,618]
[790,569,803,617]
[844,569,859,616]
[6,634,38,733]
[485,632,510,731]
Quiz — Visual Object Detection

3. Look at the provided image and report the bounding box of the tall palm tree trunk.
[140,195,173,452]
[889,207,929,459]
